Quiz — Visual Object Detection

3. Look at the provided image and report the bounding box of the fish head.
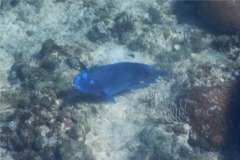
[72,71,99,95]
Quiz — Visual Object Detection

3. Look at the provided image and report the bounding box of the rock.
[174,44,181,51]
[176,81,234,151]
[131,125,192,160]
[59,139,94,160]
[197,1,240,33]
[147,7,162,25]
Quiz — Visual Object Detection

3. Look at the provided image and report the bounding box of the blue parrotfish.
[72,61,168,103]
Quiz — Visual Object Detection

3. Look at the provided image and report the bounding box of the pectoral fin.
[126,83,140,90]
[101,90,116,103]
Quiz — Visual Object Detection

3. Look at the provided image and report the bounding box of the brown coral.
[176,81,233,150]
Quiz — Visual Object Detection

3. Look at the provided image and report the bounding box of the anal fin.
[101,90,116,104]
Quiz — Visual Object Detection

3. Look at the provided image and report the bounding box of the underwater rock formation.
[131,125,192,160]
[197,1,240,33]
[181,85,230,150]
[176,77,240,153]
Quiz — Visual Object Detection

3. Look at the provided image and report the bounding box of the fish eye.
[82,72,88,80]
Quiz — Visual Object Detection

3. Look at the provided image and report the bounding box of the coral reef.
[211,34,240,61]
[145,7,162,25]
[86,25,110,44]
[180,85,230,150]
[0,40,94,160]
[140,89,189,124]
[111,12,135,40]
[130,124,192,160]
[2,0,240,159]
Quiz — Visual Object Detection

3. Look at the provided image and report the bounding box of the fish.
[72,61,168,103]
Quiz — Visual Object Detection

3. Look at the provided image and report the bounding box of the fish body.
[73,62,168,103]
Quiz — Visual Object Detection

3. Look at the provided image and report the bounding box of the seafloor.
[1,0,240,160]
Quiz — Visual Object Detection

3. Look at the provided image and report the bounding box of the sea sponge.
[197,1,240,33]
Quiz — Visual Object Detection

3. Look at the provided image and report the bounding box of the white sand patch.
[85,88,150,160]
[91,43,154,65]
[85,81,170,160]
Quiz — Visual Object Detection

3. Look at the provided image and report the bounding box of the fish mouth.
[72,75,82,90]
[72,75,89,94]
[72,83,86,94]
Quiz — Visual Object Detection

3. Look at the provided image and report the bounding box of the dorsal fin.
[78,61,88,71]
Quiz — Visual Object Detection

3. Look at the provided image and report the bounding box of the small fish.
[73,61,168,103]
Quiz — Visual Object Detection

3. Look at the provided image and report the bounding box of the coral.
[130,125,192,160]
[134,89,194,159]
[211,34,240,61]
[59,139,95,160]
[141,89,188,124]
[0,39,94,160]
[175,82,232,151]
[86,24,110,44]
[145,7,162,25]
[197,1,240,33]
[111,12,134,40]
[10,0,20,7]
[0,0,20,9]
[127,38,148,52]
